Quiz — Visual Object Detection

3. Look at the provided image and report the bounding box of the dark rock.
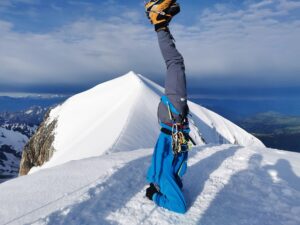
[19,110,57,176]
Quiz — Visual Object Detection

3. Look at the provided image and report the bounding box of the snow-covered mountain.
[0,106,47,137]
[0,106,49,183]
[1,72,299,225]
[19,71,263,175]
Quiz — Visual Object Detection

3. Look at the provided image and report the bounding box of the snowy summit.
[0,72,299,225]
[20,71,264,174]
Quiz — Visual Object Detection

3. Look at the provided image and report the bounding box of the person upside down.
[145,0,193,214]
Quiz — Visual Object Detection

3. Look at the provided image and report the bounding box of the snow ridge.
[28,71,263,173]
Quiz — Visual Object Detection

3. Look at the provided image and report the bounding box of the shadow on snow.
[197,154,300,225]
[41,145,239,224]
[44,155,151,225]
[185,145,240,210]
[23,145,300,225]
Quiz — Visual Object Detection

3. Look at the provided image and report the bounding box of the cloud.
[0,0,299,90]
[174,0,300,81]
[0,0,40,19]
[0,0,38,8]
[0,18,162,86]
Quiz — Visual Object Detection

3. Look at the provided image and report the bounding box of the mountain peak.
[19,73,264,174]
[124,70,138,77]
[120,71,142,82]
[119,71,152,87]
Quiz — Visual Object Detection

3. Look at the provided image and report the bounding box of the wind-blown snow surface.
[0,145,300,225]
[30,71,263,172]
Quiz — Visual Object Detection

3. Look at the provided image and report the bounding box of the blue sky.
[0,0,300,95]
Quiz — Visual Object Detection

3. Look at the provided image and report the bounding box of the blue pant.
[147,132,188,214]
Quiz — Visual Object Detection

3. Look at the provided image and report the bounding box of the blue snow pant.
[147,132,188,214]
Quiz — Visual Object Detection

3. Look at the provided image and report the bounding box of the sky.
[0,0,300,95]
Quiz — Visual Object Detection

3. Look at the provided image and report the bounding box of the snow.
[1,71,297,225]
[32,71,263,172]
[0,145,299,225]
[25,110,33,115]
[0,127,28,152]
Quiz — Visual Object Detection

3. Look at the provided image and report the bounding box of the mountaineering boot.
[146,183,159,200]
[145,0,180,31]
[165,3,180,17]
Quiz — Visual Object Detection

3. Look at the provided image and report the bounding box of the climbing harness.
[171,123,193,155]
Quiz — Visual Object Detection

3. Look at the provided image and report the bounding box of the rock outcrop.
[19,111,57,175]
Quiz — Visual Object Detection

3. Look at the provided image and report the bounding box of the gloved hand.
[145,0,180,31]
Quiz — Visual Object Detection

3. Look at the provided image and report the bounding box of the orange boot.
[145,0,180,31]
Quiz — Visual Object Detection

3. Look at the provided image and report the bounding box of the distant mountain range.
[237,112,300,153]
[192,96,300,153]
[191,96,300,121]
[0,95,67,113]
[0,94,67,183]
[0,106,50,182]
